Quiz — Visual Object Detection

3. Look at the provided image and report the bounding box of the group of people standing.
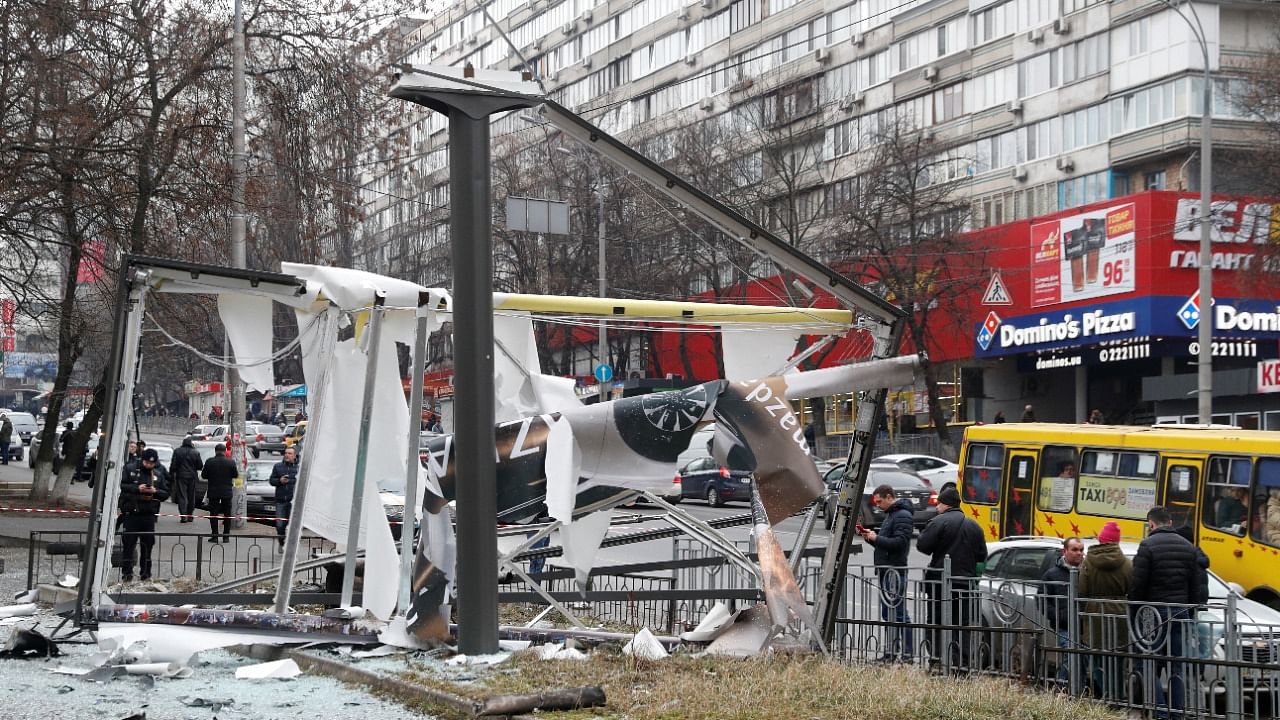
[857,479,1210,719]
[115,438,240,582]
[858,483,987,666]
[1039,510,1209,716]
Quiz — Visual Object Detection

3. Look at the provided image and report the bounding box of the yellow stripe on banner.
[491,293,854,327]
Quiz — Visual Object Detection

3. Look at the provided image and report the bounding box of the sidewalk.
[0,460,276,546]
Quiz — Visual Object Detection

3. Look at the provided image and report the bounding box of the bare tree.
[828,116,987,453]
[0,0,412,503]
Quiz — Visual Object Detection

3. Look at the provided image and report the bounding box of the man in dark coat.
[859,483,915,662]
[0,413,12,465]
[1130,506,1209,720]
[168,437,205,523]
[1038,536,1084,682]
[201,443,239,543]
[917,486,987,667]
[118,448,170,582]
[269,447,300,549]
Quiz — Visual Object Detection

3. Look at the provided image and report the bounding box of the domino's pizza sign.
[1178,291,1200,330]
[977,311,1001,351]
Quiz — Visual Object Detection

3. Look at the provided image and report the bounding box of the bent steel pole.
[341,293,387,608]
[82,267,150,613]
[399,293,431,614]
[273,305,339,614]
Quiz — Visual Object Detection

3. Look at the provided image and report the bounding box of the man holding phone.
[859,484,916,663]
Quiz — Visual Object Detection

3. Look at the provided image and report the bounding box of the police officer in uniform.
[119,448,170,582]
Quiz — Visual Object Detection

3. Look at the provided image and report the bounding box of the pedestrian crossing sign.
[982,272,1012,305]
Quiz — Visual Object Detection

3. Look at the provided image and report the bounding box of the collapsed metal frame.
[78,256,310,627]
[526,94,908,645]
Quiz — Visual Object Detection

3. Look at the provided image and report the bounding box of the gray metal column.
[273,306,339,614]
[451,107,499,655]
[341,294,386,608]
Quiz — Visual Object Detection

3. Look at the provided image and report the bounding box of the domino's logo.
[1178,291,1200,330]
[977,311,1001,351]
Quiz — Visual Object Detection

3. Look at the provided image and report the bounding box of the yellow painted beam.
[491,292,854,326]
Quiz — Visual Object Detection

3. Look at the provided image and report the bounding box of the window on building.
[1144,170,1166,190]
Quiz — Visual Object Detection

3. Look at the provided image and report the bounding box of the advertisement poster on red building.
[1030,202,1137,306]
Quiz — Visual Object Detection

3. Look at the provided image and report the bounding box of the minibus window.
[1037,446,1078,513]
[1204,456,1249,536]
[1077,447,1157,520]
[964,443,1003,505]
[1253,458,1280,548]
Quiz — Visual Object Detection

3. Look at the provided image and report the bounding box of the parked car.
[244,459,279,525]
[818,462,938,530]
[872,453,959,487]
[185,424,228,442]
[979,535,1280,703]
[375,477,420,541]
[672,453,753,507]
[4,411,38,458]
[284,421,307,449]
[248,422,286,458]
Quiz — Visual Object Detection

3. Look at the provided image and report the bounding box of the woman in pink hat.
[1077,521,1132,698]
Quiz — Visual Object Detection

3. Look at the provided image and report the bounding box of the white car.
[871,453,958,487]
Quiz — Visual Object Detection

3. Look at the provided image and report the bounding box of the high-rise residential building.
[363,0,1270,280]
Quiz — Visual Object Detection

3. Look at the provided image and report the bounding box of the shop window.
[1251,458,1280,547]
[964,443,1004,505]
[1204,457,1250,536]
[1235,412,1260,430]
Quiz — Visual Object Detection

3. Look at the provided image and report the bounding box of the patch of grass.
[400,649,1125,720]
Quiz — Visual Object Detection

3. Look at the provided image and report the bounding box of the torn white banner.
[217,293,276,393]
[721,328,801,381]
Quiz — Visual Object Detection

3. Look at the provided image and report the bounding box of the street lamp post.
[1160,0,1214,422]
[596,188,608,403]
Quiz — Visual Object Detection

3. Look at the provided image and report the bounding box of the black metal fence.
[793,558,1280,720]
[29,530,335,593]
[26,528,1279,718]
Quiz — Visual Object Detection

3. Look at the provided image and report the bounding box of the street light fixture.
[1157,0,1214,422]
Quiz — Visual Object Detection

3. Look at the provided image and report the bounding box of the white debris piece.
[445,652,511,666]
[533,642,587,661]
[0,603,38,619]
[680,602,736,643]
[623,628,669,660]
[123,662,194,678]
[235,658,302,680]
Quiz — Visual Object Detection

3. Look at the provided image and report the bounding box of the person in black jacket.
[859,484,915,662]
[1130,506,1209,720]
[118,448,170,582]
[168,437,205,523]
[1038,536,1084,682]
[201,443,239,543]
[917,486,988,667]
[269,447,299,549]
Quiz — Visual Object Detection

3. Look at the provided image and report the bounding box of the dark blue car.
[674,455,753,506]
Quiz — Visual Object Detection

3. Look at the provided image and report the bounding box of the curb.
[280,647,538,719]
